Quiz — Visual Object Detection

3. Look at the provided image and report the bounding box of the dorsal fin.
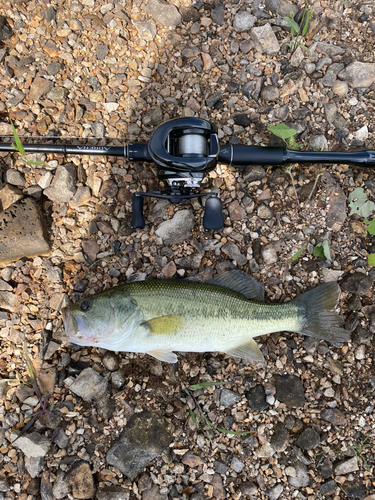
[208,270,265,301]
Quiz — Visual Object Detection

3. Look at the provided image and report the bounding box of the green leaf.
[283,16,300,35]
[267,123,298,141]
[10,120,26,156]
[288,243,307,264]
[368,254,375,267]
[313,240,331,261]
[189,381,228,391]
[348,188,375,218]
[364,218,375,235]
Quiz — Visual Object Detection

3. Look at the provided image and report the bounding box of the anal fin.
[225,339,265,362]
[147,349,178,363]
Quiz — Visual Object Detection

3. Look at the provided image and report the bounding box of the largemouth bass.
[55,270,349,363]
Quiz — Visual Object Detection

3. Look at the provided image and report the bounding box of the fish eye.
[80,300,92,312]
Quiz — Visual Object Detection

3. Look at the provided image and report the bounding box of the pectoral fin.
[225,339,265,362]
[147,349,178,363]
[144,315,185,335]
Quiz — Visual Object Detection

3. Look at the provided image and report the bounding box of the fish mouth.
[53,307,72,341]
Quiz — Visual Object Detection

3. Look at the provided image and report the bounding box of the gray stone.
[326,183,346,232]
[48,87,69,101]
[288,462,310,487]
[251,24,280,55]
[320,63,344,87]
[24,455,44,478]
[261,85,279,101]
[11,431,51,458]
[338,62,375,88]
[96,486,130,500]
[0,197,51,265]
[262,243,278,265]
[144,0,182,27]
[0,477,9,492]
[134,20,157,41]
[258,205,273,220]
[339,272,373,296]
[142,107,163,127]
[231,457,245,473]
[106,411,174,480]
[316,42,345,57]
[211,3,225,25]
[175,254,203,270]
[274,374,305,408]
[220,389,241,408]
[270,423,289,452]
[155,210,194,245]
[246,385,269,411]
[295,428,320,450]
[229,200,246,221]
[233,11,256,32]
[266,483,283,500]
[0,291,17,312]
[324,103,337,124]
[52,470,71,499]
[221,241,247,266]
[239,482,258,497]
[243,165,266,182]
[97,44,109,61]
[0,184,22,212]
[0,15,12,40]
[42,6,56,22]
[264,0,298,17]
[44,165,77,202]
[320,480,337,496]
[102,352,119,371]
[46,62,62,75]
[334,457,359,475]
[69,367,108,402]
[29,76,53,100]
[52,427,69,449]
[65,461,96,500]
[309,135,328,151]
[40,471,54,500]
[69,186,91,208]
[206,91,223,108]
[4,169,25,187]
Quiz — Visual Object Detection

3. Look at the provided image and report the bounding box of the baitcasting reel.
[1,117,375,230]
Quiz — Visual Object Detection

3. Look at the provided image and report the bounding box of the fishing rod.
[1,117,374,230]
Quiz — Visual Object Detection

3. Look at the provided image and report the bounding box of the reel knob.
[203,195,223,231]
[131,196,145,229]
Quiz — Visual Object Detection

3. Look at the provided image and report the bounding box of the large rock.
[338,62,375,88]
[43,165,77,202]
[65,461,96,499]
[144,0,182,27]
[11,431,51,458]
[274,374,305,408]
[251,24,280,55]
[69,368,108,402]
[106,411,174,480]
[155,209,194,245]
[0,197,51,265]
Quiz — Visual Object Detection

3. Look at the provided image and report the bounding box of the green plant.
[285,165,300,206]
[364,218,375,235]
[283,0,315,56]
[306,170,324,202]
[350,435,373,472]
[313,240,331,262]
[267,123,301,149]
[10,120,50,169]
[184,385,253,438]
[288,243,307,264]
[348,188,375,218]
[12,341,58,442]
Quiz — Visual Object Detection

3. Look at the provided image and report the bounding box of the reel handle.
[203,196,223,231]
[131,196,145,229]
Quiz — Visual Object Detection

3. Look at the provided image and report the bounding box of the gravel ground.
[0,0,375,499]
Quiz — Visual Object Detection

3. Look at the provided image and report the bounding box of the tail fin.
[293,282,350,343]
